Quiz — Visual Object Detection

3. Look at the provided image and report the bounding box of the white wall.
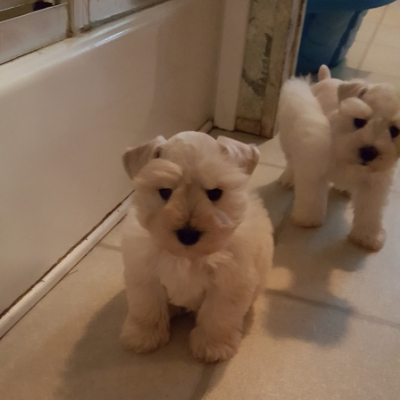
[0,0,223,315]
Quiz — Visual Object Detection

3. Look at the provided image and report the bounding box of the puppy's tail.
[278,77,330,157]
[279,77,323,120]
[318,65,331,81]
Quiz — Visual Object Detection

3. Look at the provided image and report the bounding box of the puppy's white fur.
[278,65,400,251]
[120,131,273,362]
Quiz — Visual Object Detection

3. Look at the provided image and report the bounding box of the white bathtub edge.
[0,194,133,339]
[0,119,212,338]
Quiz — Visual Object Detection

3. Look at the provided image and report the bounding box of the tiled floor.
[332,2,400,88]
[1,128,400,399]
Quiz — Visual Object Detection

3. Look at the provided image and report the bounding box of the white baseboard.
[0,195,132,339]
[198,119,213,133]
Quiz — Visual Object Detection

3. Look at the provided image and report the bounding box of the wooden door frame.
[261,0,307,138]
[214,0,306,138]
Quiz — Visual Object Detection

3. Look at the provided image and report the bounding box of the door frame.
[214,0,306,138]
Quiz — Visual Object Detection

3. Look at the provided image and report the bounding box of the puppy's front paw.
[348,229,386,251]
[120,319,170,353]
[189,327,240,363]
[291,212,324,228]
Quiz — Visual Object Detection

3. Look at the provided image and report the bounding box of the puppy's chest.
[157,257,210,311]
[330,164,359,192]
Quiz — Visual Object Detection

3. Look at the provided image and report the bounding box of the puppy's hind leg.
[121,279,170,353]
[279,163,294,189]
[291,173,329,228]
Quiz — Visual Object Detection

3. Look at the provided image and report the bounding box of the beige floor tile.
[209,128,266,146]
[0,246,206,400]
[374,24,400,49]
[250,163,292,231]
[360,44,400,76]
[392,163,400,192]
[331,64,362,80]
[210,129,286,168]
[346,42,368,69]
[364,6,387,23]
[99,217,126,249]
[4,127,399,400]
[363,71,400,85]
[256,134,287,168]
[355,22,377,43]
[202,294,400,400]
[268,190,400,324]
[382,3,400,26]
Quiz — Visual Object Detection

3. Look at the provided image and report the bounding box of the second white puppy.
[120,131,273,362]
[278,66,400,251]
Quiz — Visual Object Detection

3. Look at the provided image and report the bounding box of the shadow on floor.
[208,129,268,147]
[56,290,255,400]
[57,291,204,400]
[264,191,368,346]
[256,179,294,237]
[330,62,371,80]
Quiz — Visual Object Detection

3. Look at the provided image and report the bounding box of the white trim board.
[69,0,90,34]
[0,196,132,339]
[214,0,251,131]
[198,119,213,133]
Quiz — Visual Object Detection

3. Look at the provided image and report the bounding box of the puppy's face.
[332,81,400,173]
[123,132,259,258]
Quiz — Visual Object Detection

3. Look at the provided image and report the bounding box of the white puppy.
[120,131,273,362]
[278,65,400,251]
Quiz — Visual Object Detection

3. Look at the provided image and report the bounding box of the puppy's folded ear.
[338,81,369,102]
[339,97,372,119]
[217,136,260,175]
[123,136,166,180]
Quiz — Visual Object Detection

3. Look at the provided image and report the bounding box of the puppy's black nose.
[359,146,378,164]
[176,226,202,246]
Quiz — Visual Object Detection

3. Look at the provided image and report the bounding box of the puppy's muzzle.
[176,225,202,246]
[359,146,378,165]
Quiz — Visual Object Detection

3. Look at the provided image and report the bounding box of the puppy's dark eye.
[159,188,172,201]
[390,125,399,139]
[354,118,367,129]
[206,188,223,202]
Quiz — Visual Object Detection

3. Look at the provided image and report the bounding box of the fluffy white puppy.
[278,65,400,251]
[120,131,273,362]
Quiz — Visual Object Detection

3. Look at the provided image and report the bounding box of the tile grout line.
[272,201,293,244]
[356,6,389,71]
[265,289,400,330]
[96,243,122,252]
[189,364,217,400]
[391,185,400,195]
[258,160,285,169]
